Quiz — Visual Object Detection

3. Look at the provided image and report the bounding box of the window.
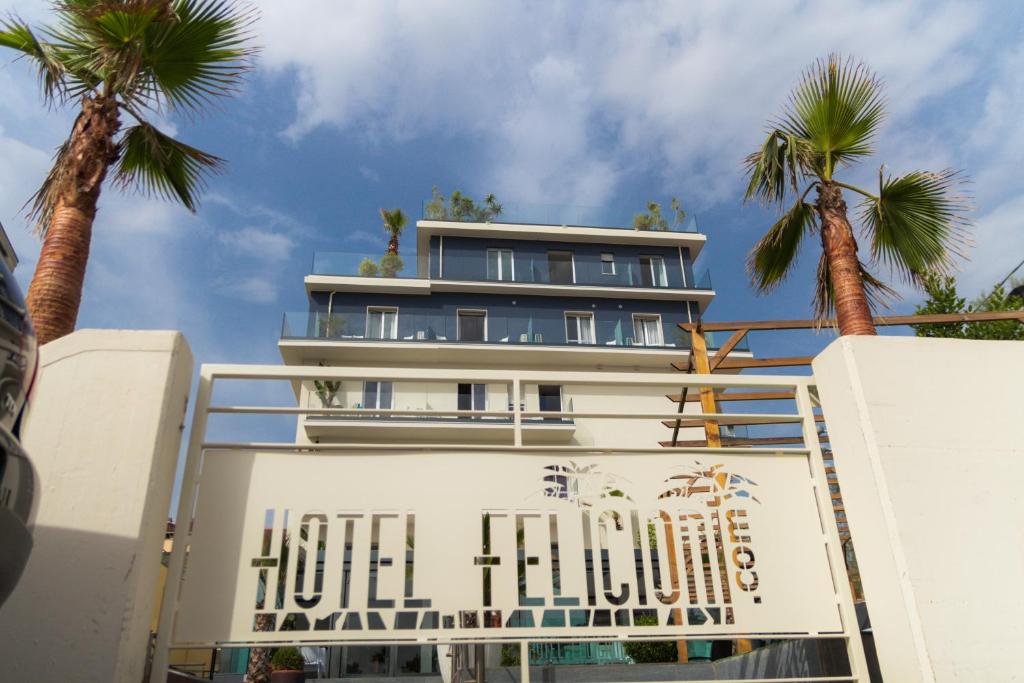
[487,248,514,281]
[362,381,393,410]
[565,312,595,344]
[639,255,668,287]
[458,310,487,342]
[366,307,398,339]
[458,383,487,415]
[601,252,615,275]
[538,385,562,421]
[547,251,575,284]
[633,314,663,346]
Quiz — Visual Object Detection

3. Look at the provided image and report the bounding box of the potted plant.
[270,646,306,682]
[357,257,380,277]
[379,252,404,277]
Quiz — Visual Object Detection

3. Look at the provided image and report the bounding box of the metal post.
[149,368,215,683]
[519,641,530,682]
[474,643,486,682]
[795,382,869,681]
[512,377,522,447]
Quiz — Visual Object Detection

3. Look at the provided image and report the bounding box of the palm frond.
[778,54,885,177]
[746,199,817,292]
[69,3,161,99]
[0,18,69,102]
[858,168,971,284]
[743,130,812,205]
[140,0,258,112]
[26,138,72,236]
[813,252,897,320]
[379,207,407,235]
[114,120,223,211]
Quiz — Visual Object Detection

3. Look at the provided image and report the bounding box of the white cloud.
[347,230,380,248]
[957,194,1024,298]
[358,166,380,182]
[255,0,982,206]
[213,275,279,304]
[218,226,296,260]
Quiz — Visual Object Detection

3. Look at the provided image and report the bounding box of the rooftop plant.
[633,197,686,231]
[380,207,407,254]
[425,187,503,222]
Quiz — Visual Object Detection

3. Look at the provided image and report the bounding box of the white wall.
[814,336,1024,683]
[0,330,193,683]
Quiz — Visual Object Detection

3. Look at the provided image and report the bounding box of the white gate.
[151,364,867,682]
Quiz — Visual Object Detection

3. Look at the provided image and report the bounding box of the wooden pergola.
[662,309,1023,655]
[664,310,1024,448]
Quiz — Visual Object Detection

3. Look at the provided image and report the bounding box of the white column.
[813,336,1024,683]
[0,330,193,683]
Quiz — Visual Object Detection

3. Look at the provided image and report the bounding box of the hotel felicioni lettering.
[246,461,763,636]
[171,451,841,644]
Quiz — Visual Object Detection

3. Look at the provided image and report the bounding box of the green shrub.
[499,643,521,666]
[358,257,379,277]
[622,614,678,663]
[270,646,305,671]
[379,253,404,277]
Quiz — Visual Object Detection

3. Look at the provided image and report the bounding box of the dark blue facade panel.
[437,235,692,289]
[429,235,441,279]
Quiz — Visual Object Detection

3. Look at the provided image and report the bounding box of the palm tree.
[744,55,968,335]
[0,0,256,344]
[380,207,407,255]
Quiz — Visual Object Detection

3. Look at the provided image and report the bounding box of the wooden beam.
[672,356,814,371]
[690,328,721,447]
[709,329,750,372]
[666,390,796,403]
[662,415,824,429]
[660,434,830,447]
[678,310,1024,333]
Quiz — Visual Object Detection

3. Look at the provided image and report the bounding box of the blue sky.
[1,1,1023,456]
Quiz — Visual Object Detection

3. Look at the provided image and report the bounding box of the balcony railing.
[280,310,749,352]
[311,249,713,290]
[422,199,703,234]
[304,386,575,426]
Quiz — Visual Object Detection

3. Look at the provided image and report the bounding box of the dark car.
[0,253,38,608]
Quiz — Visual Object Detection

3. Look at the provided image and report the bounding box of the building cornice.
[304,275,714,308]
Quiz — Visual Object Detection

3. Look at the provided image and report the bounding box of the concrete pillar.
[813,336,1024,682]
[0,330,193,683]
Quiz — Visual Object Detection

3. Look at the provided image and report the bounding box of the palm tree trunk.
[817,182,876,335]
[387,234,399,254]
[25,95,120,345]
[244,613,274,683]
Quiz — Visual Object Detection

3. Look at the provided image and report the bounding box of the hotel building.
[276,206,745,676]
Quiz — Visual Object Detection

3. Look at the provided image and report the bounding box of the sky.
[1,1,1023,466]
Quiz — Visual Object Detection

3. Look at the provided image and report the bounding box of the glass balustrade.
[310,248,713,291]
[281,311,750,352]
[421,199,704,234]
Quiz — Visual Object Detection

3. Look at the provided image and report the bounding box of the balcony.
[281,310,747,351]
[300,382,576,443]
[310,249,712,291]
[421,199,704,233]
